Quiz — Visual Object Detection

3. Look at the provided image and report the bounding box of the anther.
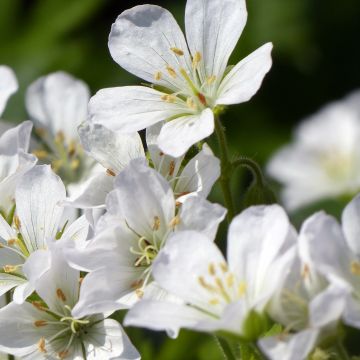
[68,142,77,157]
[35,128,47,138]
[171,47,184,56]
[154,71,163,81]
[238,281,247,297]
[3,265,18,273]
[14,215,21,230]
[197,93,207,106]
[207,75,217,85]
[32,149,49,159]
[220,263,228,273]
[166,66,177,79]
[32,301,47,311]
[208,263,216,276]
[70,159,80,170]
[136,289,144,299]
[169,215,180,228]
[351,261,360,275]
[34,320,48,327]
[152,216,161,231]
[55,131,65,144]
[7,239,17,246]
[186,97,197,110]
[226,273,235,288]
[192,52,202,69]
[38,337,47,353]
[106,168,116,177]
[58,350,69,359]
[56,288,67,302]
[209,298,220,305]
[169,161,175,176]
[131,279,144,289]
[161,94,176,103]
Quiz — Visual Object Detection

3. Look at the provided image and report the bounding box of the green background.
[1,0,360,358]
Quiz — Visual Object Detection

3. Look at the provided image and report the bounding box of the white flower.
[259,216,347,360]
[0,65,17,117]
[64,159,226,317]
[304,194,360,330]
[0,243,139,360]
[25,72,98,195]
[88,0,273,157]
[68,121,220,209]
[0,165,89,304]
[125,205,294,338]
[267,90,360,211]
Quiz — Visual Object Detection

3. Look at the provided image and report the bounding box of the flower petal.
[177,197,226,240]
[25,71,89,141]
[85,319,140,360]
[259,329,319,360]
[174,143,220,199]
[109,5,192,90]
[0,120,33,154]
[0,66,18,117]
[15,165,65,252]
[0,273,27,298]
[125,299,211,339]
[216,43,273,105]
[157,108,214,157]
[112,159,175,239]
[79,122,145,174]
[185,0,247,80]
[342,194,360,256]
[89,86,187,133]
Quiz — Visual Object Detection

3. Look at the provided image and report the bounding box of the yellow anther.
[166,66,177,79]
[169,160,175,176]
[351,261,360,275]
[51,159,63,172]
[130,279,144,290]
[169,215,180,228]
[209,298,220,305]
[58,350,70,359]
[34,320,48,327]
[106,168,116,177]
[186,97,197,110]
[154,71,163,81]
[161,94,176,103]
[220,263,229,273]
[3,265,18,273]
[198,276,214,291]
[207,75,217,85]
[38,337,47,353]
[226,273,235,288]
[32,149,49,159]
[68,142,77,157]
[136,289,144,299]
[301,264,311,279]
[35,128,47,138]
[14,215,21,230]
[152,216,161,231]
[238,281,247,297]
[208,263,216,276]
[55,131,65,144]
[56,288,67,302]
[7,239,17,246]
[32,301,47,311]
[171,47,184,56]
[70,159,80,170]
[192,51,202,69]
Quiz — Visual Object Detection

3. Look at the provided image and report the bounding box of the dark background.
[1,0,360,358]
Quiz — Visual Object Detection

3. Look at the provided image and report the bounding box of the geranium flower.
[267,90,360,211]
[0,243,139,359]
[88,0,273,157]
[125,205,294,339]
[64,159,226,316]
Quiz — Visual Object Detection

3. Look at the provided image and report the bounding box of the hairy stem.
[214,115,235,222]
[215,336,238,360]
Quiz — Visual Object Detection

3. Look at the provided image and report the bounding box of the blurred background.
[1,0,360,358]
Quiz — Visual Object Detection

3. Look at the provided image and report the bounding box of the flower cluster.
[0,0,358,359]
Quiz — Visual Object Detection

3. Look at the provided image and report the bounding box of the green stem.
[334,341,350,360]
[215,336,238,360]
[214,115,235,222]
[232,157,265,187]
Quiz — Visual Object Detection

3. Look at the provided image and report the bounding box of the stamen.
[14,215,21,230]
[55,131,65,144]
[32,149,49,159]
[169,161,175,177]
[58,350,70,359]
[7,239,16,246]
[154,71,163,81]
[351,261,360,275]
[130,279,144,289]
[56,288,67,302]
[207,75,217,85]
[3,265,19,273]
[220,263,228,273]
[169,215,180,228]
[166,66,177,79]
[70,159,80,170]
[197,93,207,106]
[136,289,144,299]
[171,47,184,56]
[34,320,48,327]
[208,263,216,276]
[215,278,231,303]
[198,276,216,292]
[186,97,197,110]
[209,298,220,305]
[238,281,247,297]
[32,301,47,312]
[192,52,202,69]
[68,142,76,157]
[226,274,235,288]
[106,168,116,177]
[152,216,161,231]
[38,337,47,353]
[161,94,176,103]
[35,128,47,138]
